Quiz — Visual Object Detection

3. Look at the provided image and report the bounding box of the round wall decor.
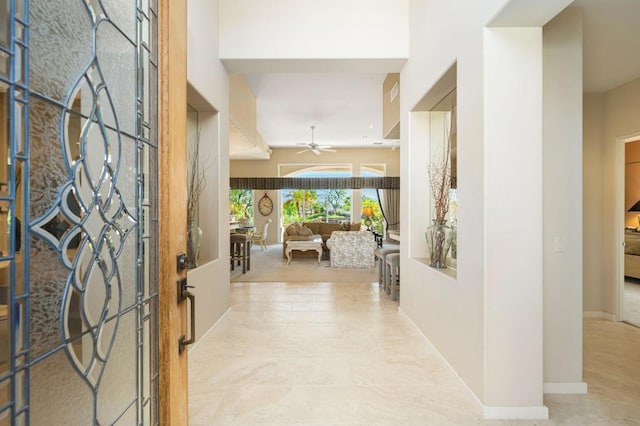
[258,192,273,216]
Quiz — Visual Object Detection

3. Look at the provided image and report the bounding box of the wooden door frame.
[158,0,189,424]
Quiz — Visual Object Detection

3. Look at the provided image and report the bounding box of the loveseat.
[282,221,361,259]
[326,230,377,268]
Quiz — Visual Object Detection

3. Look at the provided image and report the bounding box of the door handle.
[178,278,196,353]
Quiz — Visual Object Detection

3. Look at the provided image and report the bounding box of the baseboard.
[483,405,549,420]
[188,306,231,354]
[398,307,551,420]
[398,307,484,413]
[583,311,615,321]
[543,382,588,394]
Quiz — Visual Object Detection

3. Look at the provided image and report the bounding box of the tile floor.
[188,281,640,425]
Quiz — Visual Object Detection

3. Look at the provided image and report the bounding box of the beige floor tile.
[189,282,640,425]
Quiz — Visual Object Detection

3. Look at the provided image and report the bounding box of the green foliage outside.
[229,189,253,222]
[282,189,352,225]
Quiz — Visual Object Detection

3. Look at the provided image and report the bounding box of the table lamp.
[362,206,374,231]
[628,200,640,229]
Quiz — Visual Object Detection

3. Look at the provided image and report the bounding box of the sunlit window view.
[229,189,254,224]
[281,171,353,225]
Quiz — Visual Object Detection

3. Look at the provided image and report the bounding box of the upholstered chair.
[326,231,377,268]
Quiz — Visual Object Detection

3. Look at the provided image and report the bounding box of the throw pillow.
[286,224,298,236]
[293,223,307,235]
[339,221,350,231]
[298,226,313,236]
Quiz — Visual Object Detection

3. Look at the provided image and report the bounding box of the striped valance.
[230,177,400,190]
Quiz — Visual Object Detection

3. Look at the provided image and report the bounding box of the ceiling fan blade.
[320,148,336,153]
[312,149,321,155]
[296,148,310,154]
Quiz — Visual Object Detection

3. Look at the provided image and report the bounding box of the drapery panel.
[377,188,400,234]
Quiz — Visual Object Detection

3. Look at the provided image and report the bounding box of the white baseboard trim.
[188,306,231,354]
[398,307,551,421]
[483,405,549,420]
[397,308,484,415]
[583,311,615,321]
[543,382,588,394]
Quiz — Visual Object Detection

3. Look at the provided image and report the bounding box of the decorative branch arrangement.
[428,109,454,222]
[187,125,212,226]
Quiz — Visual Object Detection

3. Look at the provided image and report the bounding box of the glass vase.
[187,221,203,269]
[425,219,453,268]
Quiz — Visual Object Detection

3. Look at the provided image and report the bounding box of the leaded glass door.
[0,0,159,424]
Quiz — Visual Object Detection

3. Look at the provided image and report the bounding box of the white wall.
[186,0,231,341]
[484,27,544,411]
[583,93,605,312]
[401,0,511,407]
[219,0,409,61]
[542,8,585,393]
[402,0,574,418]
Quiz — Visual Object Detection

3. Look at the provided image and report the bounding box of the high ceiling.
[239,0,640,151]
[244,73,392,149]
[572,0,640,93]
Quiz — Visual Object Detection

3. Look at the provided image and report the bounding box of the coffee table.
[285,235,323,265]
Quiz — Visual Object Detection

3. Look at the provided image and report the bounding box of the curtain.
[377,188,400,235]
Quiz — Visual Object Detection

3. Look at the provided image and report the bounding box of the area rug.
[230,243,381,283]
[624,279,640,327]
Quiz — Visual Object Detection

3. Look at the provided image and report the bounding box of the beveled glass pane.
[14,0,23,20]
[28,98,67,219]
[119,135,137,212]
[142,315,150,396]
[114,403,137,425]
[141,14,150,48]
[0,87,8,187]
[30,350,93,425]
[103,0,136,42]
[12,299,24,355]
[0,303,8,375]
[96,22,136,136]
[120,233,136,309]
[0,0,8,49]
[150,12,157,64]
[14,21,24,43]
[28,235,67,359]
[13,98,23,157]
[0,51,8,79]
[139,0,149,18]
[96,311,136,425]
[14,44,23,84]
[29,0,93,103]
[140,46,150,125]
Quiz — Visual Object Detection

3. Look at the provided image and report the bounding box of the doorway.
[619,136,640,327]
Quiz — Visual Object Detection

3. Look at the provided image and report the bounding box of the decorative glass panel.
[3,0,159,423]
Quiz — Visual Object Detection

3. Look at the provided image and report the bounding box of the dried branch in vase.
[428,111,453,222]
[187,125,211,225]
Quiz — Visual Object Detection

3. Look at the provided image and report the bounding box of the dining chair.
[251,219,272,250]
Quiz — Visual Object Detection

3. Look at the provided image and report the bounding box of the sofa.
[326,231,377,268]
[282,221,361,259]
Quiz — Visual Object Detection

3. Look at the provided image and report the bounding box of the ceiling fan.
[296,125,336,155]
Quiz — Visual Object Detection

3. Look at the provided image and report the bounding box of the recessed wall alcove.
[408,62,457,279]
